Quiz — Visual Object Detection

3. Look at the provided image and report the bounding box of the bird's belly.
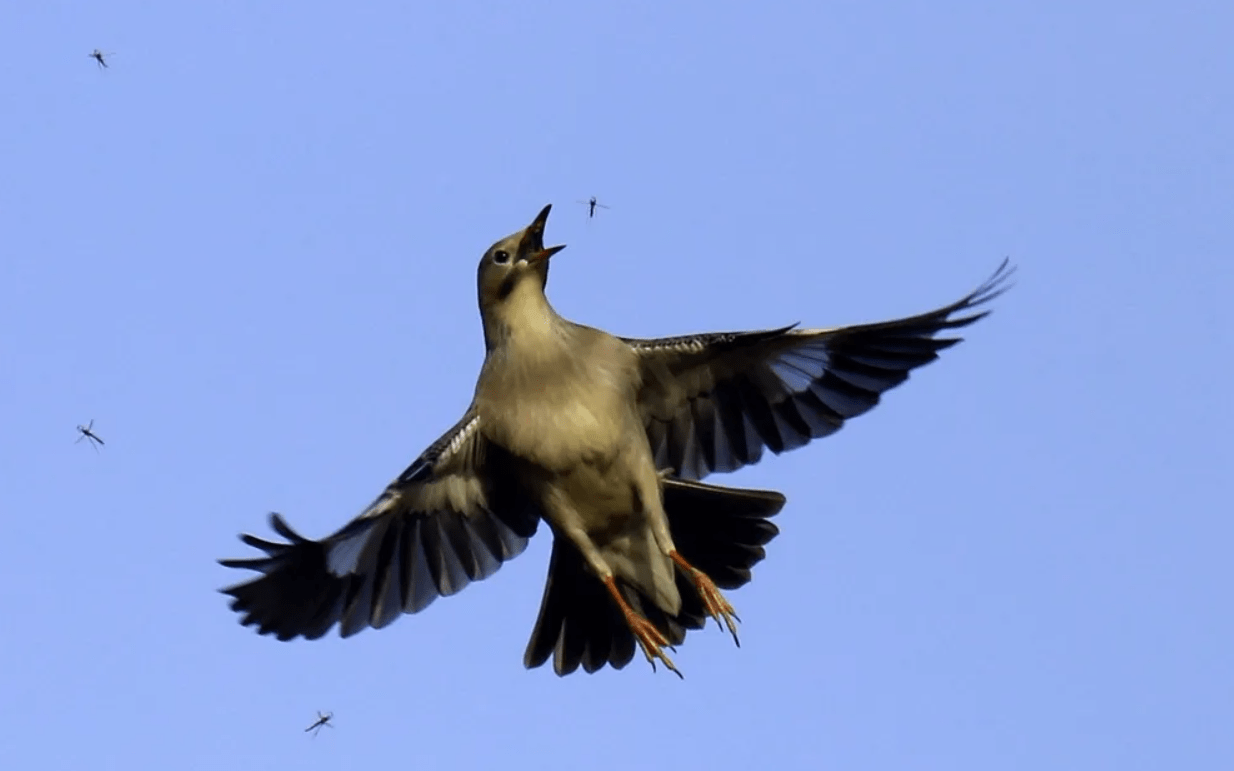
[539,433,663,547]
[488,400,658,542]
[478,338,658,542]
[556,462,636,527]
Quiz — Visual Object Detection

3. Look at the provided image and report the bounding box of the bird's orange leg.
[602,576,683,678]
[669,551,742,646]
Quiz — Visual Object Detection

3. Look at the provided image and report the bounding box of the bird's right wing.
[622,260,1015,480]
[219,408,541,641]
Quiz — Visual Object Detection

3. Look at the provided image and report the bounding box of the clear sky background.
[2,2,1230,769]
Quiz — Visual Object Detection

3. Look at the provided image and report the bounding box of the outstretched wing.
[622,259,1014,480]
[219,408,541,640]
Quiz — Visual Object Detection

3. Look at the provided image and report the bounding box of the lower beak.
[526,244,566,262]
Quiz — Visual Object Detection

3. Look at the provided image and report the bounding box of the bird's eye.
[493,250,510,264]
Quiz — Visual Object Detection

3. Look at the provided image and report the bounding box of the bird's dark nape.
[523,477,784,676]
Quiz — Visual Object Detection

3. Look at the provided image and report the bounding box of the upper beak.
[528,204,553,234]
[520,204,565,262]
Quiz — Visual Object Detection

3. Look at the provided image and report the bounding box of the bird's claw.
[698,579,742,647]
[671,552,741,647]
[628,613,683,679]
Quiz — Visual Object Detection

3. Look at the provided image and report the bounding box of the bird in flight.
[219,204,1014,677]
[304,711,333,737]
[76,419,105,452]
[89,49,113,69]
[577,196,610,219]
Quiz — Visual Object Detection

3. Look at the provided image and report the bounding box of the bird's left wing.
[219,407,541,640]
[621,260,1014,480]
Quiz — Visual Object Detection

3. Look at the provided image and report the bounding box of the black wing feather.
[219,410,542,641]
[623,260,1014,480]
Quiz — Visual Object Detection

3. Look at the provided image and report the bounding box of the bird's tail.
[523,477,784,676]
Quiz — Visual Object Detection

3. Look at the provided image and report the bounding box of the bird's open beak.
[526,244,566,262]
[521,204,565,262]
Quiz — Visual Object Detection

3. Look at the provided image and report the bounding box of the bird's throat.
[495,279,566,358]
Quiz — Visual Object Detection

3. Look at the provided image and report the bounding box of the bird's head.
[476,203,566,309]
[476,204,568,351]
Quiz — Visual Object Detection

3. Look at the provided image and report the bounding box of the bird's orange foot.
[628,609,683,678]
[603,577,683,678]
[670,551,742,647]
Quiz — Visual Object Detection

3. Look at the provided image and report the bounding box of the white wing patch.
[768,345,832,393]
[327,525,371,576]
[444,414,481,460]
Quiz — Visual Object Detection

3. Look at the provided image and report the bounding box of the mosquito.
[76,419,105,453]
[89,49,114,69]
[576,196,611,219]
[305,711,333,737]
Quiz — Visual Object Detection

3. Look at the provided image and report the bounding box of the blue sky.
[2,1,1231,769]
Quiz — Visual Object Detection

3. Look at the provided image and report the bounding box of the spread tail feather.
[523,477,785,676]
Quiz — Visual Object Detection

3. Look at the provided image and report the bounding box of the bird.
[219,204,1014,677]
